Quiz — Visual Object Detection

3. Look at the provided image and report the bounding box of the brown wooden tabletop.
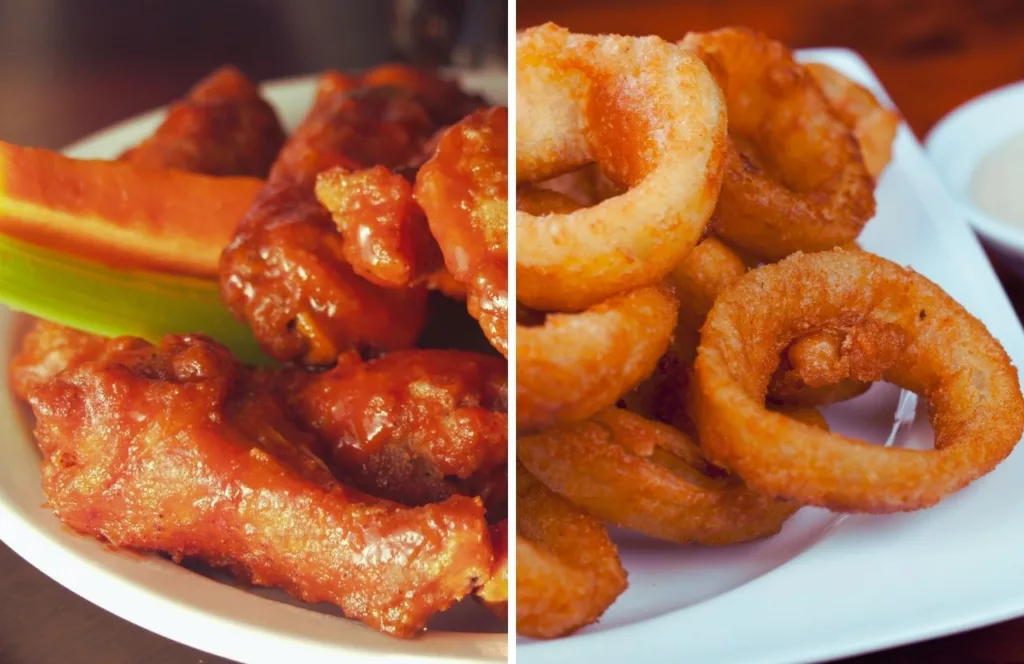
[518,1,1024,662]
[0,1,503,663]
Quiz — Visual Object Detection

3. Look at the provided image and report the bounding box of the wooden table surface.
[519,2,1024,663]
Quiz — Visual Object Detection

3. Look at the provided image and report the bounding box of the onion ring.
[516,185,582,216]
[519,408,803,545]
[517,23,727,311]
[693,249,1024,513]
[517,464,627,638]
[806,63,899,181]
[767,322,907,406]
[681,28,875,262]
[624,237,746,430]
[517,284,678,431]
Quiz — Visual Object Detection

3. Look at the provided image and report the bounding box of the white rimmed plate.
[0,69,508,664]
[519,49,1024,664]
[925,80,1024,272]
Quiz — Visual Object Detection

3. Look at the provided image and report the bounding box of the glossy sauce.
[972,130,1024,229]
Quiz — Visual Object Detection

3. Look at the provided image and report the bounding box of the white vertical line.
[505,0,518,658]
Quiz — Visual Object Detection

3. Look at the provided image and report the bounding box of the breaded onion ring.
[806,63,900,181]
[694,249,1024,513]
[768,323,907,407]
[517,464,626,638]
[517,284,678,432]
[517,23,727,311]
[516,185,583,216]
[519,409,801,545]
[681,28,875,262]
[624,237,746,430]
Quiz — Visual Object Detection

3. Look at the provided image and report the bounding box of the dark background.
[0,1,504,663]
[518,1,1024,663]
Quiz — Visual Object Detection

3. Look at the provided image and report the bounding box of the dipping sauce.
[972,130,1024,229]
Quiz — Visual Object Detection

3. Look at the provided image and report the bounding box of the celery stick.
[0,233,270,365]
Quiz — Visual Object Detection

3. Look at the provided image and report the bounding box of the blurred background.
[0,0,506,147]
[518,0,1024,138]
[0,1,504,663]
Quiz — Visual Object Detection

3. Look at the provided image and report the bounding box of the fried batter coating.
[272,349,508,511]
[623,237,746,432]
[517,465,626,638]
[314,165,443,288]
[120,65,285,177]
[682,28,875,262]
[519,408,799,545]
[221,71,482,365]
[768,321,908,407]
[415,107,509,356]
[29,335,493,637]
[806,63,899,181]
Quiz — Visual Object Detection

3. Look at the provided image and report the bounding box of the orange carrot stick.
[0,141,263,277]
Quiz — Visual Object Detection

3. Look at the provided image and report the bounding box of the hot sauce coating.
[477,519,509,618]
[28,335,493,637]
[415,107,509,356]
[120,65,286,177]
[220,70,481,365]
[272,349,508,511]
[314,165,443,289]
[9,320,130,400]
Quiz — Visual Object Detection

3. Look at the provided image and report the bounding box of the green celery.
[0,233,269,365]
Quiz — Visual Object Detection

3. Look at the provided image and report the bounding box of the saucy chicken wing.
[119,65,285,177]
[28,335,494,637]
[220,68,482,365]
[270,349,507,512]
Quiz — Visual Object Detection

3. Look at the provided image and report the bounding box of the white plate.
[924,81,1024,272]
[0,70,508,664]
[520,49,1024,663]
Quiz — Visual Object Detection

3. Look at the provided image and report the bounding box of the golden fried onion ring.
[517,464,626,638]
[517,23,727,311]
[681,28,875,262]
[694,249,1024,513]
[624,236,746,430]
[806,62,900,181]
[518,284,678,432]
[519,409,802,545]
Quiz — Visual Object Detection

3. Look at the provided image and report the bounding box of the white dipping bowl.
[925,81,1024,272]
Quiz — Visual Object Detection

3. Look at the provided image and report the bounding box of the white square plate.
[519,48,1024,664]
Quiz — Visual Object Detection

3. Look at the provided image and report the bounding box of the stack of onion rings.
[681,28,876,262]
[516,22,1019,641]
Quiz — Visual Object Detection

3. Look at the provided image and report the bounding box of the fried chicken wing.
[314,165,443,288]
[220,70,482,365]
[415,107,508,356]
[28,335,493,637]
[477,519,508,619]
[119,65,285,177]
[270,349,508,512]
[9,320,129,400]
